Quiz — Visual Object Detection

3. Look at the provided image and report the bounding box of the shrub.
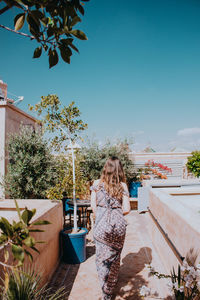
[187,151,200,178]
[3,126,57,199]
[81,139,135,187]
[46,152,89,200]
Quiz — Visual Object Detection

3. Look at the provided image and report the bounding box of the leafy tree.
[3,125,57,199]
[187,151,200,178]
[0,0,90,68]
[81,139,135,187]
[29,94,87,232]
[29,95,88,150]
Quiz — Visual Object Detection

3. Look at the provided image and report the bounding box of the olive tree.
[29,95,88,232]
[3,125,57,199]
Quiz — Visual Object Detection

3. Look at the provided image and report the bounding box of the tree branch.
[0,4,13,15]
[0,261,13,269]
[0,24,35,39]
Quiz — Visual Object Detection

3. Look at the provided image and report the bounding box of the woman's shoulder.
[90,179,101,192]
[121,181,128,189]
[93,179,101,185]
[121,182,129,196]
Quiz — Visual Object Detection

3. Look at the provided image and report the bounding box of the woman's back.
[90,157,130,300]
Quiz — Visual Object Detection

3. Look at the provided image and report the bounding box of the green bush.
[3,126,57,199]
[187,151,200,178]
[81,139,135,187]
[47,152,89,200]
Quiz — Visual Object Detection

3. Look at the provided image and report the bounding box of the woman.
[90,156,130,300]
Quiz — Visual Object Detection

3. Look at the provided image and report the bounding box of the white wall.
[0,104,6,198]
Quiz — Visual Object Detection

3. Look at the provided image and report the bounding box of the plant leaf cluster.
[80,139,135,187]
[0,267,66,300]
[186,151,200,178]
[46,153,89,200]
[2,125,58,199]
[0,200,50,266]
[0,0,89,68]
[29,94,88,152]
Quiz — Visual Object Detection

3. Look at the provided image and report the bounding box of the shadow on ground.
[114,247,152,300]
[114,247,173,300]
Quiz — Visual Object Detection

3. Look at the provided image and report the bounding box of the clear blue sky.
[1,0,200,151]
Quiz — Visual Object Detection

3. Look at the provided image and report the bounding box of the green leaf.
[49,49,59,68]
[24,236,35,247]
[22,208,36,224]
[14,199,22,222]
[0,217,13,236]
[31,246,40,254]
[27,14,40,34]
[24,249,33,262]
[68,42,79,53]
[14,13,25,31]
[71,16,81,27]
[0,234,8,244]
[33,47,42,58]
[31,10,44,21]
[13,221,23,231]
[47,26,54,38]
[4,249,9,263]
[78,4,84,16]
[29,229,44,232]
[33,220,51,225]
[70,30,87,40]
[59,46,71,64]
[11,244,24,262]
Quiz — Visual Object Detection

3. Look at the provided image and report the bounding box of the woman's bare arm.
[90,179,99,217]
[91,190,97,217]
[121,182,131,215]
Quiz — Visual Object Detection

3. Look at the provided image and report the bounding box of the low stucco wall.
[0,199,63,285]
[148,187,200,273]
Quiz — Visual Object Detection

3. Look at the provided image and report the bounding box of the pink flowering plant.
[139,260,200,299]
[143,160,172,180]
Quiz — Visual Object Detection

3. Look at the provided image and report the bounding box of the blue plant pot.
[129,181,142,198]
[61,227,88,264]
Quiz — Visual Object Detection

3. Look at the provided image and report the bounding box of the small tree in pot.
[29,95,88,233]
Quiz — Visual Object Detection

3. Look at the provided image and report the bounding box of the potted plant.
[29,95,88,263]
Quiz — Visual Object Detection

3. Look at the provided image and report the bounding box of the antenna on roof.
[13,96,24,105]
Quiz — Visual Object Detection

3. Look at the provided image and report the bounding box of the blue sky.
[1,0,200,151]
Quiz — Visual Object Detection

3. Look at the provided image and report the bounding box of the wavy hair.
[100,156,126,201]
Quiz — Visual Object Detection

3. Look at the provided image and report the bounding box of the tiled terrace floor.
[49,212,173,299]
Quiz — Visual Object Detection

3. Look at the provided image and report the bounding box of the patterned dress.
[91,183,128,300]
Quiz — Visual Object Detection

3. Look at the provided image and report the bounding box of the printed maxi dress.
[91,183,128,300]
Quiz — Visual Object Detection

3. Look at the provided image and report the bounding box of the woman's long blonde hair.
[100,156,126,201]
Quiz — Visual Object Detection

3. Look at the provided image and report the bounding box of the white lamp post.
[67,140,81,232]
[59,126,81,232]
